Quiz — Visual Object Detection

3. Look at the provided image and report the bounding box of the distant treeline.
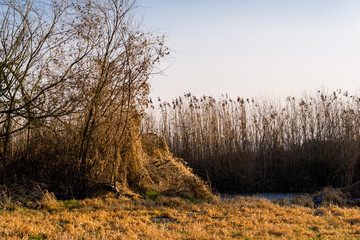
[144,90,360,193]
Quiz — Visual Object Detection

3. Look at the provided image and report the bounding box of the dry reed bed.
[144,90,360,192]
[1,194,360,239]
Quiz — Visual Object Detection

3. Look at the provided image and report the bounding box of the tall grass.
[143,90,360,193]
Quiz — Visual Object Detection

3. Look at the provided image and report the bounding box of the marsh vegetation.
[144,91,360,193]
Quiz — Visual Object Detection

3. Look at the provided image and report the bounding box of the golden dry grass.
[1,193,360,239]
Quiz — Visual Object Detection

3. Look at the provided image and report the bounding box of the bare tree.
[0,0,169,192]
[0,0,93,182]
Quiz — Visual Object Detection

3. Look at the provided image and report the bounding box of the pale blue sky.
[138,0,360,100]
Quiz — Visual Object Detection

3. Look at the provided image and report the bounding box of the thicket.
[144,91,360,193]
[0,0,211,201]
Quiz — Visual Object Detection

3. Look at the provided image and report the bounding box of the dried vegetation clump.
[0,194,360,239]
[141,133,212,199]
[314,187,349,207]
[312,184,360,207]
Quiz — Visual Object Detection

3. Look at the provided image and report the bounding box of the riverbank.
[1,193,359,239]
[221,193,303,201]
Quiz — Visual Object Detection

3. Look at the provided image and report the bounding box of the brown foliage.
[141,133,212,199]
[0,0,210,200]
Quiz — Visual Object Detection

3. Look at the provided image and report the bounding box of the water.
[221,193,303,201]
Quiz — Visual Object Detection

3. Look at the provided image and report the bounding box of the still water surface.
[221,193,303,201]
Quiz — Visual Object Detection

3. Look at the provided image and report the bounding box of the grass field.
[1,193,360,239]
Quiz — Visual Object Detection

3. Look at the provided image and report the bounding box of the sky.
[137,0,360,101]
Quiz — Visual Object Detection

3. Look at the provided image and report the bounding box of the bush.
[0,0,211,201]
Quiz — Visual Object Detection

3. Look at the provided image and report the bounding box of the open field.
[1,193,360,239]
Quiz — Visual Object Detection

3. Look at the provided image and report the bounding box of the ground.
[0,193,360,239]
